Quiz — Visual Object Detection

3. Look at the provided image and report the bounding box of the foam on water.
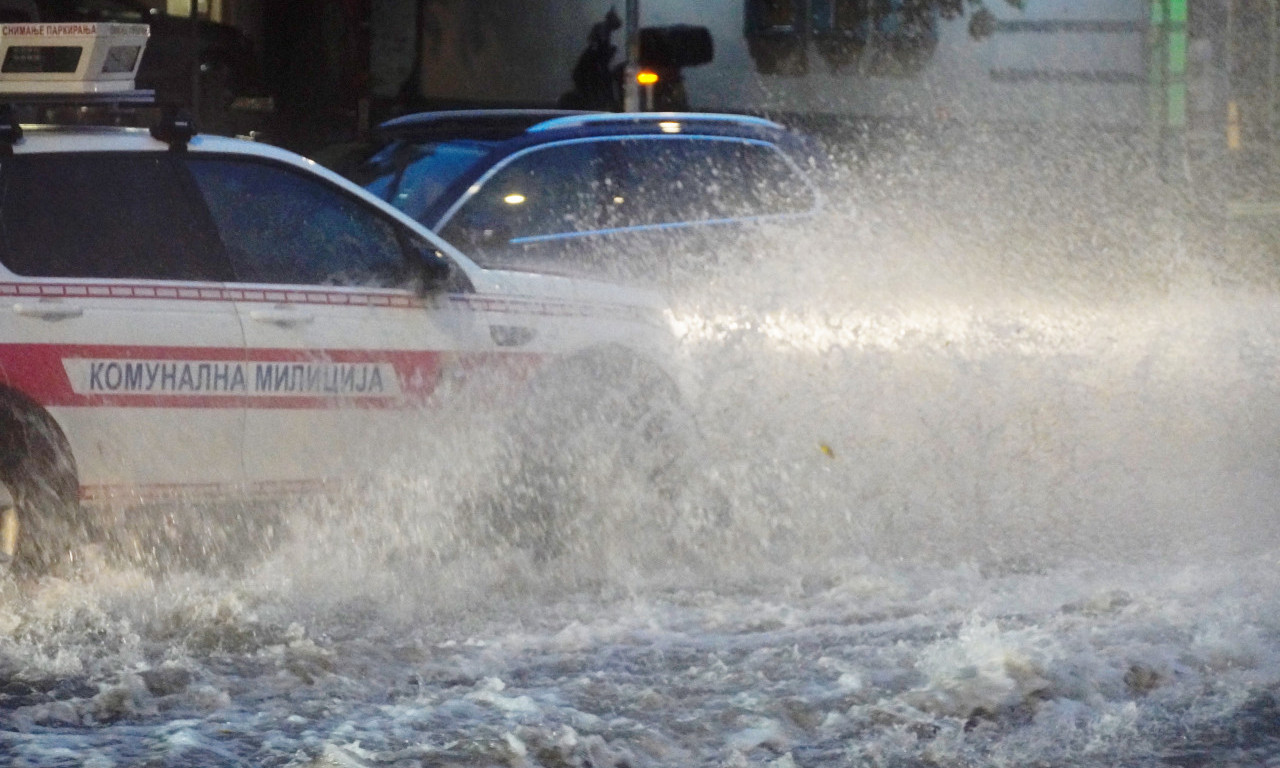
[2,131,1280,766]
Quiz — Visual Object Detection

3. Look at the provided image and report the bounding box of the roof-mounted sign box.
[0,23,150,94]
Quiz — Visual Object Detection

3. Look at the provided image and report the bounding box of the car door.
[0,151,246,500]
[594,136,823,281]
[184,155,484,489]
[435,135,819,285]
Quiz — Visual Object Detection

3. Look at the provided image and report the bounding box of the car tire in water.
[489,349,697,560]
[0,388,85,577]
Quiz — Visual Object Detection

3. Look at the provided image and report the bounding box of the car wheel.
[488,351,698,560]
[0,389,84,577]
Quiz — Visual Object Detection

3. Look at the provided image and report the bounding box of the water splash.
[3,130,1280,767]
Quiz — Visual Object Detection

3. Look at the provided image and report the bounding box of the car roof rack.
[526,112,787,133]
[378,109,599,142]
[377,109,790,144]
[0,89,196,153]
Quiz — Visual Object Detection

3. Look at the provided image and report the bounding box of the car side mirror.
[408,238,455,296]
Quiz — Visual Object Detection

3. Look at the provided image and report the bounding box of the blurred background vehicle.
[348,110,826,286]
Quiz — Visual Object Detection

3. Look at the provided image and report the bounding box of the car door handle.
[248,307,315,326]
[13,302,84,320]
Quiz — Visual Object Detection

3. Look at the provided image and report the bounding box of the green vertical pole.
[1150,0,1188,177]
[1269,0,1278,139]
[1149,0,1164,129]
[1166,0,1188,131]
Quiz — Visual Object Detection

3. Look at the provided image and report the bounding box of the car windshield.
[359,139,494,223]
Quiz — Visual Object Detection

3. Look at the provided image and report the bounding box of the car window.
[603,137,817,227]
[439,141,606,249]
[0,153,232,281]
[361,139,493,221]
[187,157,408,287]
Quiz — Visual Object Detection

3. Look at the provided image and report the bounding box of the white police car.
[0,23,690,574]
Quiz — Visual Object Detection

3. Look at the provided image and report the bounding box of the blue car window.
[603,137,816,228]
[439,141,606,252]
[364,140,492,221]
[188,157,407,287]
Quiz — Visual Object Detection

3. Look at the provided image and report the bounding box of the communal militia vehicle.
[0,22,691,575]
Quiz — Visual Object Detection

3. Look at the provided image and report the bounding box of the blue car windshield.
[363,140,494,222]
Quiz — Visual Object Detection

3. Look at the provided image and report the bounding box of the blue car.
[353,110,825,283]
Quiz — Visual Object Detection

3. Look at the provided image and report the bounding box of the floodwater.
[3,132,1280,767]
